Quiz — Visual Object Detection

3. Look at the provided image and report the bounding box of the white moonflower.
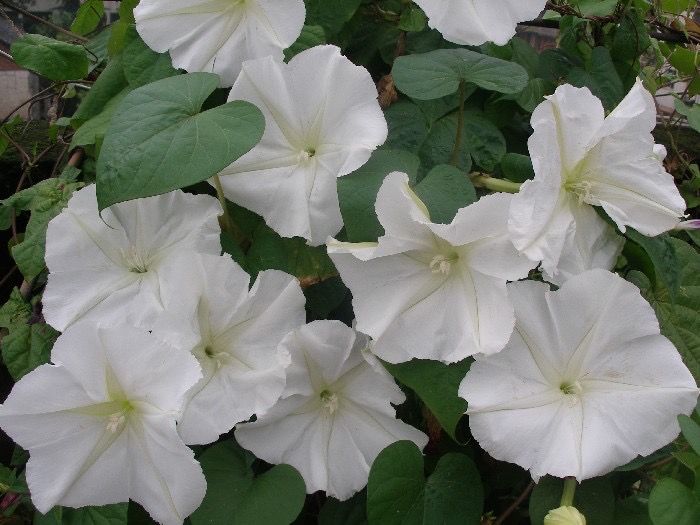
[509,80,686,280]
[42,185,222,332]
[413,0,547,46]
[460,270,698,482]
[133,0,306,87]
[235,320,428,501]
[327,172,535,364]
[217,45,388,246]
[154,253,306,445]
[0,323,206,525]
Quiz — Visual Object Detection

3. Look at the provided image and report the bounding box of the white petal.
[134,0,306,87]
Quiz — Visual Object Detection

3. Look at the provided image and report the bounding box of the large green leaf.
[649,478,700,525]
[318,492,368,525]
[96,73,264,210]
[383,100,430,153]
[627,239,700,383]
[611,496,652,525]
[529,476,615,525]
[413,164,476,224]
[392,49,529,100]
[11,34,89,81]
[625,230,680,302]
[191,440,305,525]
[337,149,420,242]
[122,25,179,88]
[382,359,471,442]
[34,504,128,525]
[567,47,624,110]
[367,441,483,525]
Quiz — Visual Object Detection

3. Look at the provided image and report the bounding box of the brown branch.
[494,481,535,525]
[0,0,87,42]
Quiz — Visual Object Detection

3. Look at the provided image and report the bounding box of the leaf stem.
[470,174,522,193]
[450,81,466,167]
[560,476,577,507]
[212,173,246,246]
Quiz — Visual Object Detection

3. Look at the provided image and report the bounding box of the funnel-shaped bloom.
[154,253,306,445]
[133,0,305,87]
[0,323,205,525]
[217,45,388,245]
[460,270,698,482]
[235,320,428,501]
[328,172,535,363]
[510,80,686,281]
[413,0,546,45]
[42,185,222,332]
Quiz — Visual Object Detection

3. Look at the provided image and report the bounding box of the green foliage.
[649,478,700,524]
[191,440,306,525]
[367,441,483,525]
[11,34,89,81]
[392,48,529,100]
[70,0,105,36]
[413,164,477,223]
[95,73,264,210]
[34,504,128,525]
[529,476,616,525]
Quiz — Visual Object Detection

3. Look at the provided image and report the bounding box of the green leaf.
[318,492,368,525]
[72,55,129,124]
[392,49,529,100]
[612,496,652,525]
[649,478,700,525]
[571,0,618,16]
[418,112,472,173]
[367,441,483,525]
[122,25,179,88]
[304,277,348,319]
[11,34,89,81]
[625,230,680,302]
[2,322,58,381]
[71,88,130,148]
[613,12,652,62]
[71,0,105,36]
[567,47,625,110]
[680,414,700,456]
[498,152,535,183]
[510,37,539,79]
[628,239,700,386]
[383,100,430,152]
[191,440,305,525]
[284,25,326,60]
[304,0,363,35]
[96,73,264,210]
[413,164,476,224]
[34,504,128,525]
[0,464,28,494]
[675,99,700,134]
[529,476,615,525]
[1,179,84,280]
[337,149,420,242]
[661,0,697,15]
[515,78,554,112]
[538,48,584,83]
[398,6,427,32]
[382,359,471,442]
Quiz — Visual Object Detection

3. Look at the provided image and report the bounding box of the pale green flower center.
[320,389,339,414]
[560,380,584,407]
[120,245,148,273]
[204,346,230,369]
[106,401,133,434]
[430,253,459,275]
[298,147,316,163]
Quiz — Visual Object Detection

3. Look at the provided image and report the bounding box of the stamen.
[430,255,452,275]
[320,389,339,414]
[560,380,584,407]
[119,245,148,273]
[565,180,593,205]
[106,412,126,433]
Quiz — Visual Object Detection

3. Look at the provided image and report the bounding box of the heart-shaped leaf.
[96,72,264,210]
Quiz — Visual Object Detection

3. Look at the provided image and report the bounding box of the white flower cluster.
[0,1,698,524]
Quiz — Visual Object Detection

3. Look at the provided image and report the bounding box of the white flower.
[154,253,306,445]
[133,0,306,87]
[460,269,698,482]
[234,320,428,501]
[413,0,546,46]
[0,323,206,525]
[327,172,535,364]
[510,80,686,280]
[42,185,222,332]
[217,45,388,246]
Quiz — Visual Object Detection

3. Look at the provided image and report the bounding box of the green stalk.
[212,174,245,245]
[450,81,466,167]
[470,175,522,193]
[560,477,577,507]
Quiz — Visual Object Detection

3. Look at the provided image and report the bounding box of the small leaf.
[96,72,264,210]
[367,441,483,525]
[680,414,700,456]
[382,359,471,442]
[11,34,89,81]
[674,99,700,134]
[499,152,535,183]
[191,440,305,525]
[649,478,700,525]
[284,25,326,60]
[413,164,476,224]
[71,0,105,36]
[393,48,529,100]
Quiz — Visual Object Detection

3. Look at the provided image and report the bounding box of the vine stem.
[450,81,466,167]
[494,481,534,525]
[212,174,246,247]
[470,174,522,193]
[0,0,88,41]
[560,477,577,507]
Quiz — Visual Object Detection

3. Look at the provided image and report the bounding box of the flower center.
[105,402,133,433]
[120,245,148,273]
[298,147,316,163]
[560,380,584,407]
[564,180,593,205]
[320,389,339,414]
[204,346,230,370]
[430,253,458,275]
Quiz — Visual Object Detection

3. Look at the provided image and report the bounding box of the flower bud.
[544,506,587,525]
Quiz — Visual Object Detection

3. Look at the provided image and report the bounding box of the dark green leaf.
[122,25,179,88]
[538,48,584,83]
[383,100,430,152]
[304,0,363,35]
[498,152,535,183]
[398,6,427,32]
[510,37,539,79]
[529,476,615,525]
[567,47,624,110]
[304,277,348,319]
[418,112,472,172]
[515,78,554,112]
[674,99,700,134]
[649,478,700,525]
[382,359,471,442]
[462,111,506,172]
[191,440,305,525]
[625,230,680,302]
[338,149,420,242]
[34,504,128,525]
[2,322,58,380]
[612,496,652,525]
[284,25,326,60]
[393,49,529,100]
[96,73,264,209]
[413,164,476,224]
[0,464,28,494]
[71,0,105,36]
[319,492,368,525]
[613,12,652,62]
[367,441,483,525]
[572,0,618,16]
[680,414,700,456]
[11,34,89,81]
